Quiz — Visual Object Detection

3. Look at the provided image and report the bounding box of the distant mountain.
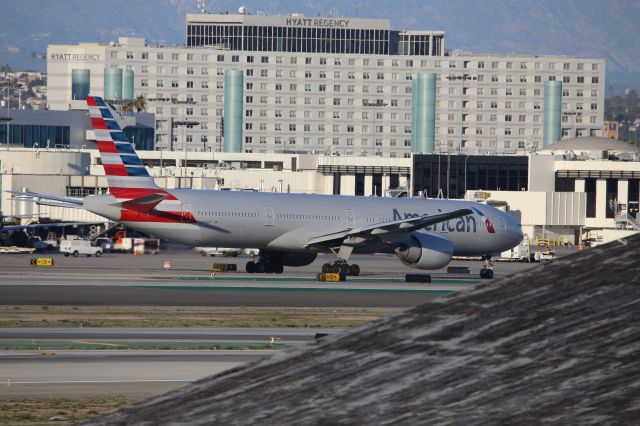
[1,0,638,94]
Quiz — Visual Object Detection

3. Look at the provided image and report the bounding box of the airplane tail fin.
[86,96,160,198]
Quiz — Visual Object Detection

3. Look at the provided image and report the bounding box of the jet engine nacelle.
[281,251,318,267]
[395,232,453,270]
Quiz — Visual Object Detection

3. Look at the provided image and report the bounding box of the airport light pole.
[174,119,200,180]
[1,81,11,147]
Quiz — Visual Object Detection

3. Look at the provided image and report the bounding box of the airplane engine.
[281,252,318,267]
[394,232,453,270]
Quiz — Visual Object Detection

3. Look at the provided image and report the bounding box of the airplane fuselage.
[84,189,522,257]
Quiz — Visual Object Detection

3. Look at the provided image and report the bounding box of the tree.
[133,95,147,112]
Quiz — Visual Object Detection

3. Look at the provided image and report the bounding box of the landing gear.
[321,260,360,277]
[245,252,284,274]
[479,255,494,279]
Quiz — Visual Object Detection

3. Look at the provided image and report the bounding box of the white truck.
[499,235,532,262]
[60,240,103,257]
[195,247,259,257]
[196,247,241,257]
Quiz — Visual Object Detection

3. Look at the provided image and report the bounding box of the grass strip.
[0,306,397,329]
[0,397,134,425]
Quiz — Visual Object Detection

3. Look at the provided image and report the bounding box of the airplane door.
[345,209,355,228]
[264,207,275,226]
[181,203,192,223]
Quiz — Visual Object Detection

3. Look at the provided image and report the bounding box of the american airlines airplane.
[28,96,523,278]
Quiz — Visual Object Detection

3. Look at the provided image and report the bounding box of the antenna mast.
[197,0,206,14]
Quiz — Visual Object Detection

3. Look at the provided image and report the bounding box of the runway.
[0,350,269,398]
[0,252,552,403]
[0,251,542,307]
[0,327,339,343]
[0,327,339,398]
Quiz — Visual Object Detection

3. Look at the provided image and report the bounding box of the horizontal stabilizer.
[5,190,84,206]
[34,200,85,209]
[112,193,169,213]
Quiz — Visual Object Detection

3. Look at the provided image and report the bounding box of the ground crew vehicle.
[60,240,103,257]
[196,247,242,257]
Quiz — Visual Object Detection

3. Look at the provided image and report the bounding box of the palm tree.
[133,95,147,112]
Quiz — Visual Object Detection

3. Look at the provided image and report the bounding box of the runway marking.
[134,286,454,294]
[148,276,480,285]
[70,340,128,347]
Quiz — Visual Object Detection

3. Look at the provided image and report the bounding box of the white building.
[2,138,639,246]
[47,11,605,157]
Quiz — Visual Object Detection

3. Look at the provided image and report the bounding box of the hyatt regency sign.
[285,18,350,28]
[49,53,101,62]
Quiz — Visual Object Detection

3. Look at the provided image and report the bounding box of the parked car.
[60,239,103,257]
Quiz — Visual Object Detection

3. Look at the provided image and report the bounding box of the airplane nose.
[507,215,524,247]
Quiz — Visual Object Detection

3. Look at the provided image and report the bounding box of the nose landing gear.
[479,255,494,279]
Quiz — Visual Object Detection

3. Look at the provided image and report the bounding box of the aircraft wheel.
[341,264,351,276]
[264,263,274,274]
[480,268,494,279]
[273,263,284,274]
[246,261,256,273]
[321,263,331,273]
[350,264,360,276]
[256,262,266,273]
[331,264,341,274]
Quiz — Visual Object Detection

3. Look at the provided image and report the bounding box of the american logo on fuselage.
[392,208,478,233]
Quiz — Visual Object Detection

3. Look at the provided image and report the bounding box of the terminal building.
[46,10,605,157]
[2,136,639,246]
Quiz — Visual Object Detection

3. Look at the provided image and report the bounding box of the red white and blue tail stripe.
[86,96,195,224]
[86,96,158,192]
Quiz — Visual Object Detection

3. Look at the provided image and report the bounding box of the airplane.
[20,96,523,278]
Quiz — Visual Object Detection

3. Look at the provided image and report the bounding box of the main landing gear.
[479,255,494,279]
[246,252,284,274]
[321,260,360,277]
[246,259,284,274]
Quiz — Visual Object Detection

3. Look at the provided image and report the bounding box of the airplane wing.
[304,208,473,248]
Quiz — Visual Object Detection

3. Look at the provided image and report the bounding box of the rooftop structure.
[186,11,444,56]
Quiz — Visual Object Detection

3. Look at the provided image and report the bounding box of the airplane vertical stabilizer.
[86,96,160,198]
